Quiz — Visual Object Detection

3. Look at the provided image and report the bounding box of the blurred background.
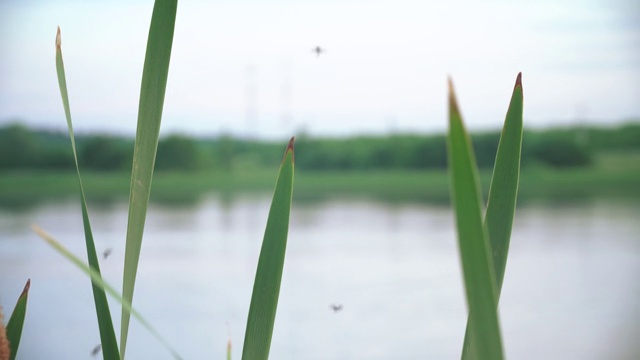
[1,0,639,359]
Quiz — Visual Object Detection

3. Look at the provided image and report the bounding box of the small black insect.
[90,344,101,357]
[103,248,112,259]
[312,46,325,57]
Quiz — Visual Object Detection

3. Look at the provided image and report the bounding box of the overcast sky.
[0,0,638,138]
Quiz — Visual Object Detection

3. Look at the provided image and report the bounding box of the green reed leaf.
[121,1,177,358]
[447,78,504,360]
[6,279,30,360]
[55,26,120,360]
[462,73,524,359]
[242,138,295,360]
[33,226,182,360]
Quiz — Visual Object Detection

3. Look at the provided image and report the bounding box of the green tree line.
[1,122,638,172]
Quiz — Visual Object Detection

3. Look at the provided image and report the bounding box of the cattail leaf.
[6,279,30,360]
[120,0,177,358]
[461,73,524,359]
[242,138,295,360]
[55,26,120,360]
[447,78,504,360]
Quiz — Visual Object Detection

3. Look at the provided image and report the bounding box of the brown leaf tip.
[515,72,522,88]
[21,279,31,297]
[283,136,295,163]
[287,136,295,152]
[447,76,460,116]
[56,26,61,50]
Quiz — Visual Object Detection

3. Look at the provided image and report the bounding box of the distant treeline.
[1,122,639,172]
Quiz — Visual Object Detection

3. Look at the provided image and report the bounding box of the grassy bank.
[1,151,639,206]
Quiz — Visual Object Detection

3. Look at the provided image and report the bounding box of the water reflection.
[0,195,638,359]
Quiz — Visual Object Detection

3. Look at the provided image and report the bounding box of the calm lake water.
[1,195,639,359]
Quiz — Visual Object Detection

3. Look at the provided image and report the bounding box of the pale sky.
[1,0,638,138]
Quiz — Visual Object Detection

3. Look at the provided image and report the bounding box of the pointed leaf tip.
[56,26,61,50]
[21,279,31,297]
[447,76,461,118]
[515,72,522,89]
[287,136,295,152]
[284,136,295,163]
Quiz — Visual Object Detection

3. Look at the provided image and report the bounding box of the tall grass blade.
[447,78,504,360]
[33,226,182,360]
[55,27,120,360]
[121,0,177,357]
[461,73,524,359]
[241,138,295,360]
[6,279,30,360]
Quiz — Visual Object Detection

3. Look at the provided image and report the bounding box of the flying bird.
[329,303,343,313]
